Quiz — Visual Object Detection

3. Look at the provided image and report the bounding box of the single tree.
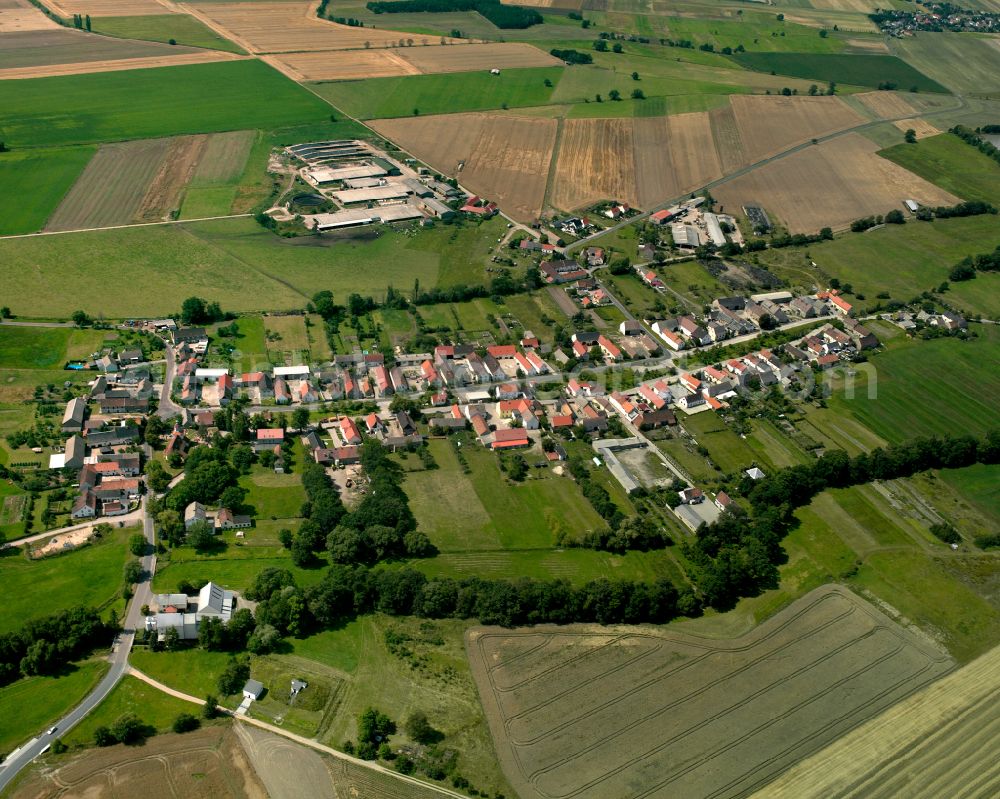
[172,713,201,733]
[904,128,917,143]
[203,694,219,719]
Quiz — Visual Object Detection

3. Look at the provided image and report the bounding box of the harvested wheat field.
[504,0,583,8]
[467,585,953,799]
[752,642,1000,798]
[267,48,420,81]
[45,0,171,16]
[893,117,940,138]
[186,0,457,53]
[373,112,557,221]
[11,726,266,799]
[0,49,245,79]
[855,90,917,119]
[397,41,559,73]
[0,0,60,31]
[550,112,722,211]
[714,133,959,232]
[709,103,747,174]
[550,118,637,210]
[730,94,865,163]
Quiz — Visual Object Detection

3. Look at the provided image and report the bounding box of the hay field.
[189,129,255,186]
[45,137,172,230]
[269,48,420,80]
[730,94,865,163]
[0,0,59,31]
[467,585,953,799]
[714,133,959,232]
[11,726,267,799]
[0,48,245,79]
[550,112,722,211]
[854,90,917,119]
[398,41,559,73]
[185,0,457,53]
[752,643,1000,798]
[892,117,940,139]
[373,112,557,221]
[43,0,171,16]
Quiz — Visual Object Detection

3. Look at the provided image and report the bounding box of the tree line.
[0,608,112,686]
[687,430,1000,610]
[367,0,542,29]
[948,244,1000,282]
[951,124,1000,170]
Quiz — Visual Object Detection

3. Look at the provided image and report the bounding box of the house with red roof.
[492,428,530,450]
[597,335,622,361]
[339,416,362,445]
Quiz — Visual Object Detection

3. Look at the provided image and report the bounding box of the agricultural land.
[2,0,1000,797]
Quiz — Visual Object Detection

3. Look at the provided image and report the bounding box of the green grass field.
[936,463,1000,531]
[890,31,1000,95]
[130,648,235,702]
[0,526,135,635]
[0,215,505,318]
[757,215,1000,309]
[402,440,605,552]
[0,147,96,236]
[880,133,1000,206]
[732,52,947,92]
[0,660,108,754]
[0,326,106,369]
[65,675,204,746]
[668,15,845,54]
[239,467,306,519]
[310,67,562,119]
[0,60,329,148]
[827,325,1000,443]
[93,14,245,53]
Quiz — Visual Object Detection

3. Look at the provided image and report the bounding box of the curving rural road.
[0,499,156,793]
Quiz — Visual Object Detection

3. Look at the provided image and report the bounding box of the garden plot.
[467,585,952,799]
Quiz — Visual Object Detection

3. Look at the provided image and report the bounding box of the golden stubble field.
[752,642,1000,798]
[714,132,959,232]
[373,112,558,222]
[467,585,953,799]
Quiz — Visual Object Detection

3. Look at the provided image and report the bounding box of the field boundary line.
[0,213,251,240]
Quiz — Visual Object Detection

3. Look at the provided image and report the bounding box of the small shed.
[291,679,308,696]
[243,679,265,701]
[745,467,766,481]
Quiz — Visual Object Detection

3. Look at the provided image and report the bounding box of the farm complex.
[2,0,1000,796]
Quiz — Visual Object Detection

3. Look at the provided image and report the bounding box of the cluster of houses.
[884,308,967,333]
[565,327,661,364]
[184,501,252,532]
[69,448,142,520]
[146,581,236,641]
[786,320,881,369]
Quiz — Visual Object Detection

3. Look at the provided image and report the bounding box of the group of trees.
[550,48,592,64]
[948,244,1000,282]
[0,609,112,686]
[180,296,228,326]
[951,125,1000,169]
[688,430,1000,610]
[253,562,698,633]
[292,459,348,566]
[367,0,541,28]
[325,441,434,566]
[94,714,148,747]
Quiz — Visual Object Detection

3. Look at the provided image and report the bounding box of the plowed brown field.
[751,643,1000,799]
[11,726,266,799]
[855,91,917,119]
[372,112,557,222]
[730,94,865,163]
[136,134,209,221]
[467,585,953,799]
[714,133,959,233]
[709,103,747,174]
[0,28,201,70]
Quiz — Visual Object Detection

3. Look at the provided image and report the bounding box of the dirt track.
[136,134,209,222]
[467,585,953,799]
